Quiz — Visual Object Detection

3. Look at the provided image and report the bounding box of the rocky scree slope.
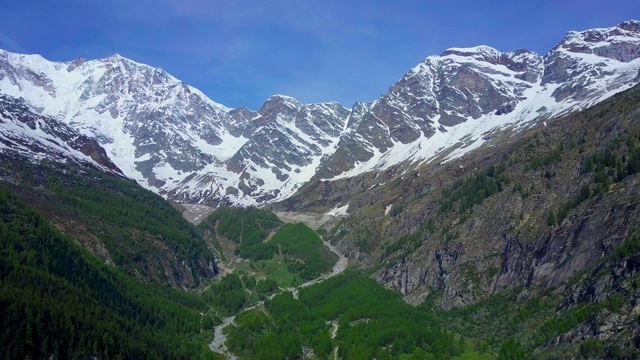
[1,21,640,206]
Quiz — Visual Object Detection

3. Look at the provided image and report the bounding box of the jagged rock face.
[540,243,640,349]
[1,21,640,205]
[543,20,640,103]
[316,47,546,179]
[382,174,640,310]
[231,96,349,173]
[556,20,640,62]
[0,51,233,189]
[299,84,640,310]
[319,24,640,180]
[226,107,258,137]
[224,96,349,200]
[315,101,374,178]
[161,96,351,206]
[0,94,122,175]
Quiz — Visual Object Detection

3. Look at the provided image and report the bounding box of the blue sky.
[1,1,639,109]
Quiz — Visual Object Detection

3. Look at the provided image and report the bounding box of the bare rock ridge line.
[1,20,640,206]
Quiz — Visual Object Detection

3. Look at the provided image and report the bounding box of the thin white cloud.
[0,32,27,53]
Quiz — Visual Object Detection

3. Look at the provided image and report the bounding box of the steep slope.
[318,20,640,180]
[287,82,640,310]
[168,95,350,205]
[1,21,640,207]
[0,50,239,191]
[0,94,121,175]
[0,187,217,359]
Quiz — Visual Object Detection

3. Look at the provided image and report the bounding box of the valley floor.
[208,228,348,359]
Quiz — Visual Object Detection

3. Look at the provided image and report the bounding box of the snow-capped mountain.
[0,94,122,175]
[167,95,350,204]
[1,20,640,205]
[0,51,234,186]
[317,20,640,180]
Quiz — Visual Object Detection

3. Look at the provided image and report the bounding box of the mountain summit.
[1,21,640,205]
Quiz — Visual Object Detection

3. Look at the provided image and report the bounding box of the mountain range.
[3,18,640,359]
[1,20,640,207]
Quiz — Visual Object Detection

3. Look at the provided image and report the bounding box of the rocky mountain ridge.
[287,82,640,314]
[1,21,639,206]
[0,94,122,175]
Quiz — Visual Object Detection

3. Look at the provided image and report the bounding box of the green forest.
[198,206,282,261]
[0,187,215,359]
[225,271,471,360]
[2,158,216,287]
[198,208,338,285]
[269,223,338,281]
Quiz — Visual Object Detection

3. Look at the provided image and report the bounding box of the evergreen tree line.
[438,163,508,216]
[0,187,215,359]
[270,223,338,281]
[226,271,465,360]
[46,170,213,265]
[198,207,282,261]
[199,209,337,282]
[548,132,640,226]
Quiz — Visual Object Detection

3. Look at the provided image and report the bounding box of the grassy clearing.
[233,255,303,288]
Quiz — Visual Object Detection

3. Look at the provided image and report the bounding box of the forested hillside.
[198,207,338,287]
[226,271,472,360]
[0,155,217,287]
[0,187,216,359]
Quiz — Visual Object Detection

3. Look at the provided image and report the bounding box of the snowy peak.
[556,20,640,62]
[441,45,503,62]
[0,50,237,192]
[213,95,351,204]
[439,46,544,83]
[315,44,546,179]
[258,94,304,120]
[318,21,640,181]
[542,20,640,105]
[1,21,640,206]
[66,57,86,72]
[0,94,122,175]
[262,94,301,107]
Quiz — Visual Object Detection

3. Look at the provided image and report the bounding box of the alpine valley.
[1,20,640,360]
